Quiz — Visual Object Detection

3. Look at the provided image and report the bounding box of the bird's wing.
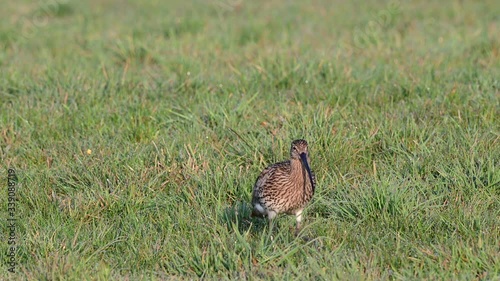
[251,166,274,207]
[254,166,274,191]
[254,160,291,190]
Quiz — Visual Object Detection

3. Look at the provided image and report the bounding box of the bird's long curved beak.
[300,152,315,193]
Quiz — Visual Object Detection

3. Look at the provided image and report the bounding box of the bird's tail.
[251,209,266,218]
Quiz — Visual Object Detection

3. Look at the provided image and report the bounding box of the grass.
[1,0,499,279]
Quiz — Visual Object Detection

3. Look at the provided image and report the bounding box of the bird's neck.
[290,158,307,185]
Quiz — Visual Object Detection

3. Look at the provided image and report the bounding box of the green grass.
[1,0,499,279]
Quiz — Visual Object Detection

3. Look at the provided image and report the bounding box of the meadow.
[0,0,499,279]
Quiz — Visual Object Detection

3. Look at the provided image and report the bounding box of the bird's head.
[290,139,315,190]
[290,139,309,160]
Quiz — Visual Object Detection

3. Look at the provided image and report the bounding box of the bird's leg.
[295,210,303,236]
[267,210,277,241]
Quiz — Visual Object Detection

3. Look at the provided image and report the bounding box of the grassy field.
[1,0,499,279]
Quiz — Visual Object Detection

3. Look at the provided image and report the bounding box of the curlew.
[251,139,316,236]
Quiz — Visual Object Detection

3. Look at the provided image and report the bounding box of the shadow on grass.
[220,201,269,235]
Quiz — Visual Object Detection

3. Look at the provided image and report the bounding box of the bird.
[251,139,316,236]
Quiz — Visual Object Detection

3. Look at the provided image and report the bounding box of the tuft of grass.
[0,0,499,279]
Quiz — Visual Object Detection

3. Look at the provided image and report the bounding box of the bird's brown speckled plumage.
[251,139,316,235]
